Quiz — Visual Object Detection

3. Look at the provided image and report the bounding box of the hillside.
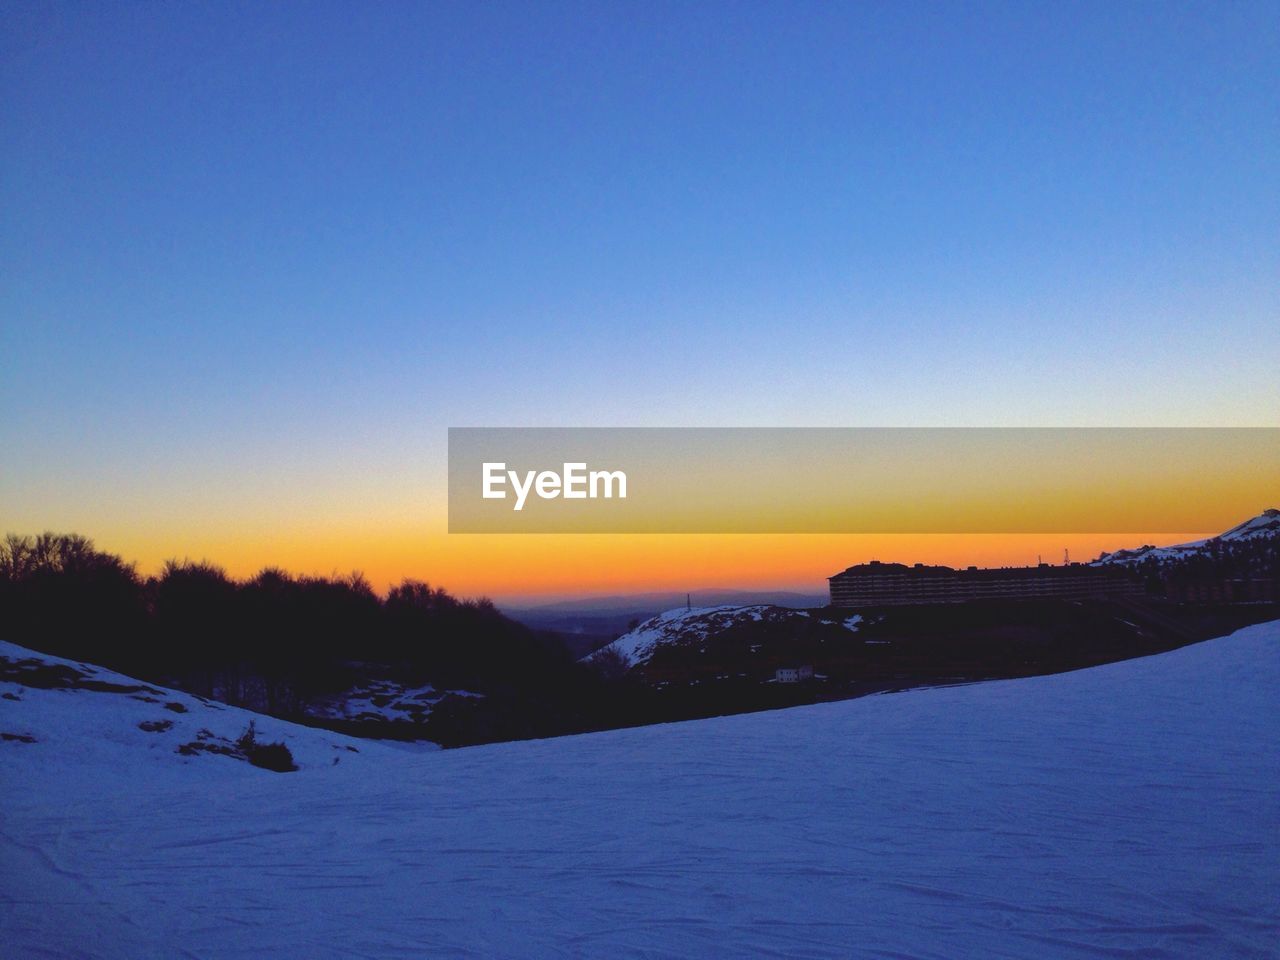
[0,641,394,779]
[1094,507,1279,565]
[3,622,1278,958]
[584,604,853,668]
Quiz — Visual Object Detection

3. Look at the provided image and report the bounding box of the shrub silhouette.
[587,645,631,681]
[235,720,297,773]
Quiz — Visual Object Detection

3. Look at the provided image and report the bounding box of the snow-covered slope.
[1217,507,1280,542]
[1094,507,1279,565]
[586,604,853,667]
[3,623,1279,958]
[0,640,390,780]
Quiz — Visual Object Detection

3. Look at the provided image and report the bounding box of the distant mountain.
[583,605,861,668]
[1093,508,1280,566]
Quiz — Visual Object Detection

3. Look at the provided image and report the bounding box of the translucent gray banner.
[447,427,1277,534]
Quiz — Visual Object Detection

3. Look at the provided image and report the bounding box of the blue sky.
[2,1,1277,572]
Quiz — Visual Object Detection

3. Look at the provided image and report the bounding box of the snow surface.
[4,623,1279,958]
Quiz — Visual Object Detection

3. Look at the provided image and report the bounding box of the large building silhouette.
[828,560,1141,607]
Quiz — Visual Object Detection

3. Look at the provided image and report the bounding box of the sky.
[2,1,1277,600]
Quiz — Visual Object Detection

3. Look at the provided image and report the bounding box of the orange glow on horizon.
[74,527,1214,604]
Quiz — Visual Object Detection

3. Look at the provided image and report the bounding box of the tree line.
[0,532,641,743]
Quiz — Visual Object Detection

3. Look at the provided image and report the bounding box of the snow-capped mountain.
[584,604,858,668]
[1093,508,1279,566]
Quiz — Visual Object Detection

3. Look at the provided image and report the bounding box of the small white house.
[775,665,814,683]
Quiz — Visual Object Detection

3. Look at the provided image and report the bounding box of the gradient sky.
[2,2,1277,600]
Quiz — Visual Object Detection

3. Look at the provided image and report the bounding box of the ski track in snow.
[2,623,1279,959]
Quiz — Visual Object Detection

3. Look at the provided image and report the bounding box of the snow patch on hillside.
[586,605,866,668]
[307,679,483,724]
[585,605,781,666]
[1218,507,1280,541]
